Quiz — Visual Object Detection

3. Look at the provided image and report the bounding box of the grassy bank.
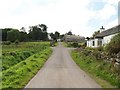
[1,42,52,89]
[71,50,120,88]
[2,42,49,71]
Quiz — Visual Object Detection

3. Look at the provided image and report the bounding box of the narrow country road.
[25,42,101,88]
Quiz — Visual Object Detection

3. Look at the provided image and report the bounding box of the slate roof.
[95,24,120,38]
[64,35,85,42]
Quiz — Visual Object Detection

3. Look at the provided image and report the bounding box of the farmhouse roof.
[64,35,85,42]
[95,24,120,38]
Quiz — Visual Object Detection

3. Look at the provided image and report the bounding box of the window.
[98,40,102,46]
[92,41,95,46]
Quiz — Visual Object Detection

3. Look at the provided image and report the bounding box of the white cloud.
[0,0,118,37]
[97,4,116,20]
[104,0,119,5]
[105,19,118,29]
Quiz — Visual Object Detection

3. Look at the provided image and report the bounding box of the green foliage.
[50,41,58,47]
[92,30,100,38]
[63,42,79,48]
[71,50,120,88]
[19,31,28,41]
[96,46,104,51]
[50,31,60,40]
[1,24,50,42]
[2,42,50,71]
[67,31,72,35]
[1,47,52,88]
[2,41,11,45]
[71,42,79,47]
[55,31,60,39]
[105,33,120,54]
[28,24,48,41]
[7,29,20,42]
[14,40,19,45]
[1,28,12,41]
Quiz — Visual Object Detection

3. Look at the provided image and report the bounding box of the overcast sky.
[0,0,119,37]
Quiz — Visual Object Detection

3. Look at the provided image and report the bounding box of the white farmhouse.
[87,25,120,48]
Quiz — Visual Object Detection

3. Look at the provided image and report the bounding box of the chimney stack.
[100,26,105,33]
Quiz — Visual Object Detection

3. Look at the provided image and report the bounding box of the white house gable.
[103,33,117,45]
[87,25,120,48]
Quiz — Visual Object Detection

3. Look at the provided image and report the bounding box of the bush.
[96,46,104,51]
[2,41,11,45]
[14,40,19,45]
[105,33,120,54]
[71,42,79,48]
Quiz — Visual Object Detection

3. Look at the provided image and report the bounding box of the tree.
[20,27,26,32]
[7,29,20,42]
[92,30,100,38]
[29,26,42,40]
[19,31,28,41]
[39,24,47,32]
[86,37,90,40]
[55,31,60,39]
[67,31,72,35]
[50,33,55,40]
[28,24,48,41]
[60,34,64,39]
[1,28,12,41]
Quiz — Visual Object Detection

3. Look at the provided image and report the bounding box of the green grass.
[71,50,120,88]
[1,47,52,89]
[1,42,50,71]
[1,42,52,89]
[62,42,84,48]
[54,42,58,46]
[2,42,50,53]
[62,42,68,47]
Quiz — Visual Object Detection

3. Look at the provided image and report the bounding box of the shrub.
[96,46,104,51]
[14,40,19,45]
[71,42,79,48]
[105,33,120,54]
[2,41,11,45]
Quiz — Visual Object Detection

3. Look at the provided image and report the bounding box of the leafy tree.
[19,31,28,41]
[39,24,47,32]
[1,28,12,41]
[42,32,48,40]
[7,29,20,42]
[55,31,60,39]
[50,33,54,39]
[86,37,90,40]
[20,27,26,32]
[92,30,100,38]
[30,26,42,40]
[28,24,48,41]
[60,34,64,39]
[67,31,72,35]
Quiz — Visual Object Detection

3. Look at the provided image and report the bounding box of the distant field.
[1,42,52,88]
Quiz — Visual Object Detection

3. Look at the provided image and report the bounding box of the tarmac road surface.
[25,42,101,88]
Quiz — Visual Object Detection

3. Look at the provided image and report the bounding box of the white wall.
[87,33,119,48]
[103,33,117,46]
[87,38,102,48]
[87,40,93,47]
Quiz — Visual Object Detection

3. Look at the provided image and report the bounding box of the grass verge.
[71,50,120,88]
[1,47,52,89]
